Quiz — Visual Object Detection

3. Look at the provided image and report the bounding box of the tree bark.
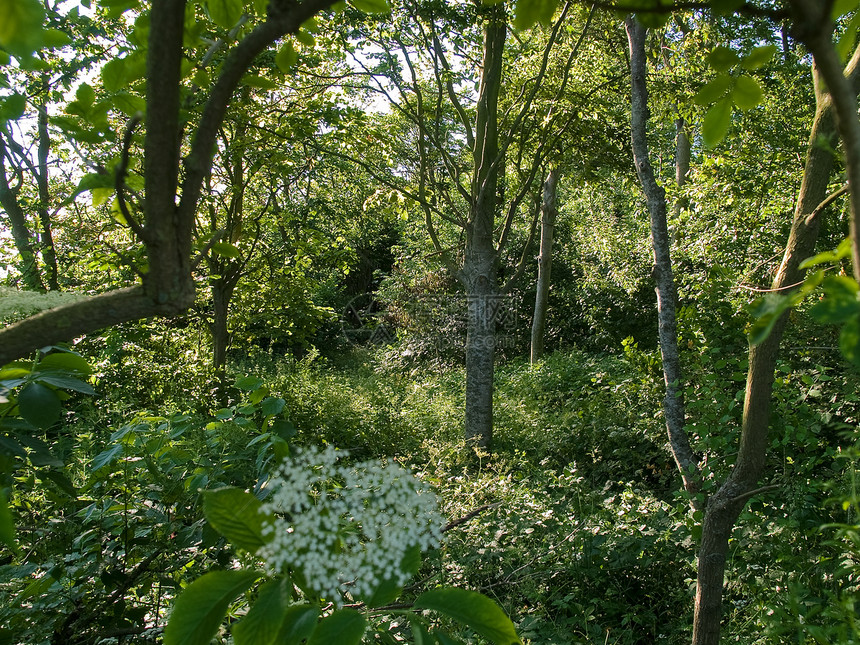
[37,92,59,291]
[674,116,691,221]
[463,5,505,450]
[691,41,860,645]
[530,168,559,364]
[0,135,43,292]
[626,17,698,494]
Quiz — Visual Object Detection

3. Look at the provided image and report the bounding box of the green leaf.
[513,0,557,30]
[307,609,366,645]
[693,74,732,106]
[702,98,732,148]
[76,83,96,108]
[212,241,242,258]
[41,470,76,497]
[365,545,421,608]
[709,0,744,14]
[740,45,777,70]
[732,75,763,110]
[295,30,315,47]
[42,28,71,49]
[17,383,62,429]
[164,570,260,645]
[242,75,278,90]
[260,397,285,416]
[414,588,521,645]
[276,604,320,644]
[0,0,45,59]
[31,373,95,395]
[838,11,860,61]
[707,46,740,72]
[203,487,272,553]
[800,238,852,269]
[0,488,17,552]
[276,41,298,73]
[101,58,128,92]
[206,0,244,29]
[348,0,390,14]
[1,93,27,121]
[840,316,860,366]
[91,443,124,471]
[810,276,860,324]
[833,0,860,19]
[111,91,146,117]
[36,352,91,375]
[235,376,264,391]
[233,580,290,645]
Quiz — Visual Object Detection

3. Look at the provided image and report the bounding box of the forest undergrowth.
[3,328,858,645]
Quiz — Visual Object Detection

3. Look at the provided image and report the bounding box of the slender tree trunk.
[691,44,860,645]
[674,117,690,221]
[463,7,505,450]
[0,136,43,292]
[37,94,59,291]
[626,18,698,494]
[530,168,559,364]
[212,281,233,372]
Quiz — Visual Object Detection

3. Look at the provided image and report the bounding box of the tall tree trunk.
[0,136,43,292]
[37,92,59,291]
[530,167,559,364]
[674,116,690,221]
[463,6,505,450]
[691,44,860,645]
[626,18,698,495]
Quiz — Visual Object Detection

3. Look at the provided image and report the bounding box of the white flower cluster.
[0,286,87,324]
[258,445,444,605]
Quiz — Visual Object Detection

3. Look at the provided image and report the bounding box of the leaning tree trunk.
[691,42,860,645]
[626,18,698,495]
[530,168,559,364]
[0,136,43,292]
[463,7,505,450]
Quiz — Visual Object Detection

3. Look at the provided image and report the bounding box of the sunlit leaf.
[212,241,242,258]
[203,487,271,553]
[276,41,298,73]
[702,98,732,148]
[415,588,521,645]
[0,0,45,59]
[233,580,289,645]
[740,45,777,70]
[0,489,17,553]
[732,75,763,110]
[348,0,390,14]
[164,570,260,645]
[513,0,557,30]
[206,0,243,29]
[707,46,739,72]
[840,316,860,366]
[693,74,732,106]
[833,0,860,19]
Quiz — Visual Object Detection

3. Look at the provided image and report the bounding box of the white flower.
[258,446,445,606]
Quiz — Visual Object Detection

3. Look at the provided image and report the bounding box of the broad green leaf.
[365,545,421,608]
[702,98,732,148]
[242,75,278,90]
[91,443,124,471]
[101,58,128,92]
[31,373,95,395]
[36,352,91,375]
[693,74,732,106]
[513,0,556,30]
[111,92,146,117]
[306,609,366,645]
[740,45,777,70]
[92,187,113,207]
[840,316,860,366]
[833,0,860,19]
[838,11,860,61]
[415,588,521,645]
[17,383,62,429]
[203,487,271,553]
[710,0,744,14]
[276,41,298,72]
[42,29,71,49]
[732,75,763,110]
[435,632,467,645]
[212,241,242,258]
[801,238,852,269]
[17,435,62,467]
[235,376,264,391]
[810,276,860,324]
[233,579,289,645]
[249,386,269,405]
[0,488,16,552]
[1,93,27,121]
[295,30,315,47]
[348,0,390,14]
[164,570,260,645]
[0,0,45,59]
[273,604,319,644]
[76,83,96,108]
[707,46,740,72]
[206,0,243,29]
[260,397,285,416]
[41,470,76,497]
[192,68,210,87]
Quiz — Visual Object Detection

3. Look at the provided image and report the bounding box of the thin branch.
[115,112,148,241]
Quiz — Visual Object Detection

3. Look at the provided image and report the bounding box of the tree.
[529,167,559,363]
[0,0,345,366]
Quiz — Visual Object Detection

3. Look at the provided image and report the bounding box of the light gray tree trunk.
[530,168,559,364]
[463,7,505,450]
